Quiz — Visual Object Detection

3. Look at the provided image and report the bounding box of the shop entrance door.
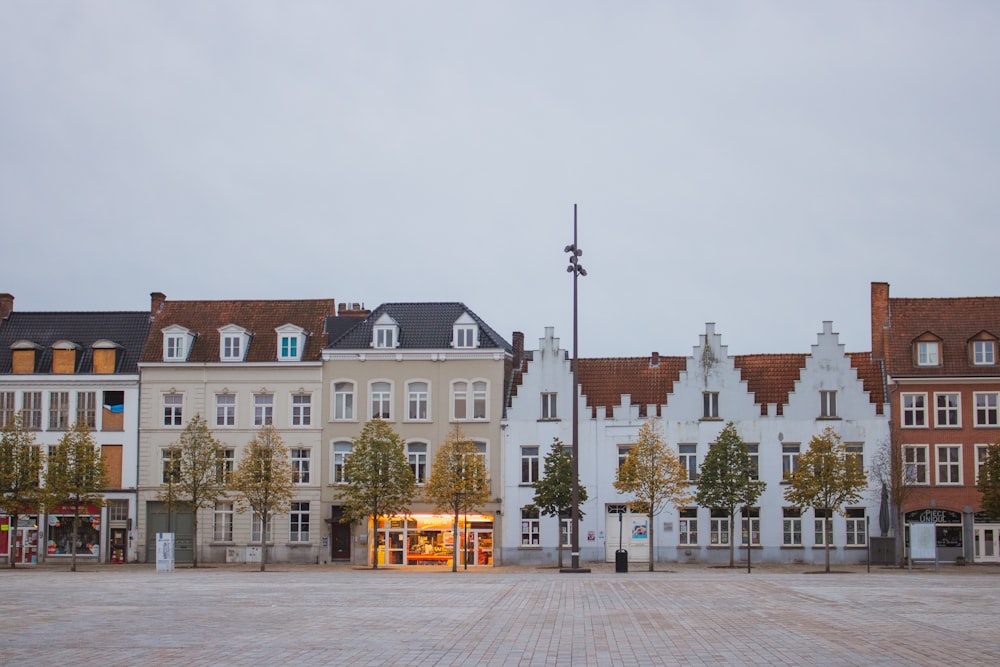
[14,526,39,565]
[974,526,1000,563]
[377,527,406,565]
[459,529,493,566]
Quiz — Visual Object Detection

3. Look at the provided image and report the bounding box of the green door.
[145,502,194,564]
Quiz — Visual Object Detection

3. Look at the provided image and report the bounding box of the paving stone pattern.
[2,563,998,666]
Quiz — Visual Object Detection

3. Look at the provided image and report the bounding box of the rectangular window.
[407,382,428,420]
[936,445,962,485]
[455,326,476,348]
[903,445,928,485]
[217,448,234,484]
[814,509,833,546]
[280,336,298,360]
[472,381,487,420]
[540,392,557,420]
[213,502,234,542]
[371,382,391,420]
[977,445,991,484]
[222,335,241,360]
[374,327,394,349]
[740,508,761,546]
[22,392,42,430]
[973,340,996,365]
[290,502,310,542]
[254,394,273,426]
[845,508,866,546]
[49,391,70,430]
[975,392,999,427]
[819,390,838,418]
[901,393,927,428]
[679,508,698,546]
[76,391,96,429]
[0,392,15,428]
[618,445,633,469]
[161,448,181,484]
[560,515,572,547]
[782,508,802,546]
[710,511,730,545]
[845,443,864,476]
[453,382,467,420]
[917,341,940,366]
[333,382,355,421]
[332,442,352,483]
[703,392,719,419]
[163,394,183,426]
[746,443,760,481]
[251,512,273,543]
[291,448,310,484]
[291,394,311,426]
[521,446,539,484]
[165,335,184,360]
[407,443,427,484]
[216,394,235,427]
[521,506,540,546]
[678,443,698,482]
[782,444,800,481]
[935,393,961,428]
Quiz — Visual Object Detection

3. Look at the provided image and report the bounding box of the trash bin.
[615,549,628,573]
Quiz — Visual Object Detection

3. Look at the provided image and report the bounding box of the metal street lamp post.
[562,204,590,574]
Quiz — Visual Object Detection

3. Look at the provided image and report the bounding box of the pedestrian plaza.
[3,562,998,666]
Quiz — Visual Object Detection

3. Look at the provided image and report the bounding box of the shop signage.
[905,509,961,524]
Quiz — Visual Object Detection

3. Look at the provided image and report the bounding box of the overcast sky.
[2,3,998,358]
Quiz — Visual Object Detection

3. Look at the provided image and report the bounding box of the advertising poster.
[631,519,648,539]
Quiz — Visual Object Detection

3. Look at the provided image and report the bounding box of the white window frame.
[678,508,698,546]
[936,444,962,485]
[819,390,838,418]
[453,319,478,349]
[370,380,393,421]
[332,381,356,421]
[161,448,180,484]
[251,512,273,544]
[814,509,833,546]
[217,448,234,485]
[372,315,399,349]
[76,391,97,429]
[289,502,310,543]
[276,324,306,362]
[49,391,70,430]
[452,379,489,421]
[218,324,250,362]
[254,393,274,426]
[22,391,42,431]
[917,340,940,366]
[618,445,633,469]
[934,392,961,428]
[974,392,999,427]
[540,392,558,421]
[710,514,730,545]
[213,502,234,542]
[678,443,698,482]
[782,508,802,546]
[216,393,236,427]
[560,515,572,547]
[521,506,540,546]
[703,392,719,419]
[521,446,539,484]
[0,392,16,429]
[782,443,800,481]
[901,392,927,428]
[746,443,760,481]
[845,508,867,546]
[976,444,991,484]
[332,441,352,484]
[291,448,311,484]
[740,508,761,546]
[407,441,428,485]
[162,325,194,362]
[845,443,864,477]
[163,394,183,427]
[291,394,311,427]
[973,340,996,365]
[406,381,430,421]
[903,445,929,485]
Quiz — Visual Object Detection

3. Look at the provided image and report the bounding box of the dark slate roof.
[0,311,151,374]
[141,299,336,363]
[326,303,512,352]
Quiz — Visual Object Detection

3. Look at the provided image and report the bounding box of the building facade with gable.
[503,321,889,566]
[0,293,150,564]
[321,302,513,567]
[136,292,337,565]
[871,282,1000,563]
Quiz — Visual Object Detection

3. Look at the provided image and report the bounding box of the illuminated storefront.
[47,505,102,559]
[375,514,494,566]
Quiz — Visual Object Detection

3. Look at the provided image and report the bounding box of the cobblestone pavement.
[2,562,998,666]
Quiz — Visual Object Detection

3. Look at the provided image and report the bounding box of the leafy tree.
[531,437,588,568]
[425,427,490,572]
[156,414,225,568]
[695,422,766,569]
[614,419,692,571]
[783,426,868,573]
[977,443,1000,520]
[0,413,44,568]
[44,422,107,572]
[340,419,415,569]
[229,425,294,572]
[869,433,917,567]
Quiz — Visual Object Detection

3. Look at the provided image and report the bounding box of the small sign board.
[156,532,174,572]
[908,522,938,571]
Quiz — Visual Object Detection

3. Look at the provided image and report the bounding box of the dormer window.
[162,325,195,362]
[276,324,306,361]
[372,313,399,349]
[970,334,997,366]
[916,340,940,366]
[218,325,251,362]
[51,340,81,374]
[452,313,479,349]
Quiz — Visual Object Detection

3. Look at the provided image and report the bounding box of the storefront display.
[48,505,101,558]
[375,514,493,566]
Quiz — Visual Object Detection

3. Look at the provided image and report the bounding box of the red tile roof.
[883,296,1000,377]
[577,356,686,418]
[141,298,337,363]
[733,354,807,416]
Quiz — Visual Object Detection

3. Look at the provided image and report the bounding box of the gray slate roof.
[326,303,511,352]
[0,311,151,374]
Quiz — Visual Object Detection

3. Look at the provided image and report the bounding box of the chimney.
[0,293,13,320]
[512,331,525,369]
[150,292,166,318]
[650,351,660,368]
[871,282,890,360]
[337,302,370,318]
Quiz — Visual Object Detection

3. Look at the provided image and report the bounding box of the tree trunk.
[647,511,654,572]
[260,514,268,572]
[70,512,79,572]
[370,514,378,570]
[192,511,199,569]
[9,512,18,568]
[728,509,736,567]
[824,515,831,573]
[451,512,459,573]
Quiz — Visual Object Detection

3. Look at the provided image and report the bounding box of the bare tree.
[869,430,917,567]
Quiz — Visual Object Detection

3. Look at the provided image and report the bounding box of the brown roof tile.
[577,356,686,418]
[733,354,806,416]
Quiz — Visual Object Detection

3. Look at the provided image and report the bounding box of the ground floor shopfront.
[903,507,1000,564]
[365,513,495,567]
